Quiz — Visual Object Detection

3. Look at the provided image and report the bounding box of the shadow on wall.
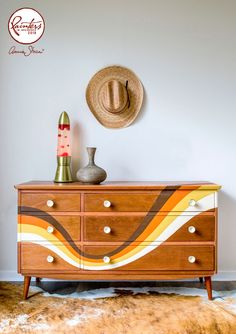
[217,190,236,270]
[71,122,84,180]
[132,85,147,125]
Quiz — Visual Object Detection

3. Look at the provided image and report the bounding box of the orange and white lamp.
[54,111,73,182]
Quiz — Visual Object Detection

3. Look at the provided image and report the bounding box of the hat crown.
[100,80,128,114]
[86,65,143,128]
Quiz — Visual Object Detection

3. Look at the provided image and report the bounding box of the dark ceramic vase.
[76,147,107,184]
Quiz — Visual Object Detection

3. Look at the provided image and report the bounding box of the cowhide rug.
[1,282,236,333]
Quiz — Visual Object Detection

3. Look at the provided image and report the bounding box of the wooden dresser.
[15,181,221,300]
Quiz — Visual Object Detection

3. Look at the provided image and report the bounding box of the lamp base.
[54,156,73,183]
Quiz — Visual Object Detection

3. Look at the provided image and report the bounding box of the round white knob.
[47,226,54,234]
[103,256,110,263]
[47,200,54,208]
[188,256,196,263]
[188,226,196,234]
[189,199,197,207]
[47,255,54,263]
[104,200,111,208]
[103,226,111,234]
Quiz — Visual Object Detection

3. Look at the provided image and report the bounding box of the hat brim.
[86,66,143,129]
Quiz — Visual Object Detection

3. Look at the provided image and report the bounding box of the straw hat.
[86,66,143,128]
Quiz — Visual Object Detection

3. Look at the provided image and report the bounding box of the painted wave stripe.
[18,188,216,270]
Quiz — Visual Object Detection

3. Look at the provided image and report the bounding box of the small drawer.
[84,216,145,242]
[19,215,81,242]
[84,193,162,212]
[20,193,81,212]
[173,191,215,212]
[20,242,81,271]
[167,215,215,242]
[82,245,215,271]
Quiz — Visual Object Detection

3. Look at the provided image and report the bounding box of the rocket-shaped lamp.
[54,111,73,183]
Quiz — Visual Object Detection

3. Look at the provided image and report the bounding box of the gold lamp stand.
[54,156,73,183]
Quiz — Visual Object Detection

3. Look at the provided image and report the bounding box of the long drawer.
[20,193,81,212]
[19,243,215,272]
[84,193,161,212]
[84,191,215,212]
[83,245,215,271]
[84,215,215,242]
[20,243,81,271]
[19,215,81,241]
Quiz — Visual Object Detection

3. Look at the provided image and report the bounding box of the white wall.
[0,0,236,280]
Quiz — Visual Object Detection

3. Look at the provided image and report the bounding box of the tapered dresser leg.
[204,276,212,300]
[23,276,31,300]
[199,277,203,284]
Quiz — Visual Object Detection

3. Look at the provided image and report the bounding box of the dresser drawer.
[20,243,81,271]
[20,193,81,212]
[83,245,215,271]
[84,216,144,242]
[84,193,161,212]
[19,215,81,241]
[84,191,215,213]
[167,215,215,242]
[84,214,215,243]
[174,191,215,212]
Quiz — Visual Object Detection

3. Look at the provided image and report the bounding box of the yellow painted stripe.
[19,188,216,268]
[19,224,81,263]
[82,190,215,266]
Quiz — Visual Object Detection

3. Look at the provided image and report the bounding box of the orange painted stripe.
[135,189,194,241]
[20,216,82,260]
[19,187,201,263]
[20,216,70,244]
[108,188,195,260]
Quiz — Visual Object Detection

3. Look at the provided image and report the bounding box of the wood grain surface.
[20,243,81,271]
[83,245,215,271]
[15,181,221,190]
[20,193,81,212]
[84,193,160,212]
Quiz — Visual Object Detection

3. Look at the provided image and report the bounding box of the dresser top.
[15,181,221,190]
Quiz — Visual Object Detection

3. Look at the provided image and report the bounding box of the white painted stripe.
[84,194,216,270]
[157,194,216,242]
[19,193,216,271]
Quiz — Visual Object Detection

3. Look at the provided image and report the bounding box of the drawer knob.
[47,226,54,234]
[103,256,110,263]
[47,255,54,263]
[104,200,111,208]
[188,256,196,263]
[103,226,111,234]
[189,199,197,207]
[188,226,196,234]
[47,200,54,208]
